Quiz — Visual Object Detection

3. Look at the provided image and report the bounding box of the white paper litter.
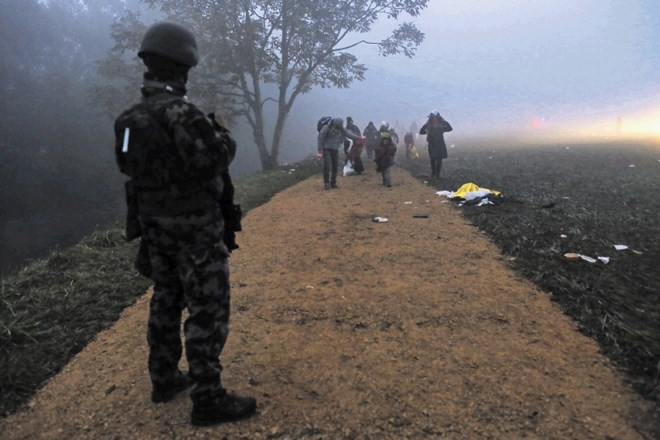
[579,255,597,263]
[614,244,628,251]
[372,216,388,223]
[476,199,494,207]
[628,164,636,168]
[598,256,610,264]
[560,234,568,238]
[404,201,413,205]
[435,190,453,197]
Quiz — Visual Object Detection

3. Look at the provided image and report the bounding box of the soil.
[1,164,658,439]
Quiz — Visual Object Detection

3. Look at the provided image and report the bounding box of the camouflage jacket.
[115,86,236,218]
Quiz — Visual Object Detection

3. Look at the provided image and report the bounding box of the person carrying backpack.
[318,116,363,190]
[113,21,256,426]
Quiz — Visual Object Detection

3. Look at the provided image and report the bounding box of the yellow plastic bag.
[452,182,502,199]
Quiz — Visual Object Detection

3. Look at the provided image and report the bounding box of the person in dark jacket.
[419,110,453,178]
[363,121,379,160]
[318,117,363,189]
[113,21,255,426]
[374,131,397,187]
[343,116,362,163]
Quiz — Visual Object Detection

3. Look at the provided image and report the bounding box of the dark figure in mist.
[343,116,362,163]
[113,22,255,426]
[363,121,379,160]
[419,111,453,178]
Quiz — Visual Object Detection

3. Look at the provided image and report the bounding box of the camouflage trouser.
[139,206,231,402]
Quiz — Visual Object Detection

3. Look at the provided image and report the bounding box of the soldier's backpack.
[114,94,179,185]
[317,116,333,132]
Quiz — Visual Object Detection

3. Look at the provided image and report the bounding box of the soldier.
[114,22,256,426]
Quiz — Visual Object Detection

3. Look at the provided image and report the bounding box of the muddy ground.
[1,158,658,439]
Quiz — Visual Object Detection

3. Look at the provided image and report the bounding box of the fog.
[2,0,659,273]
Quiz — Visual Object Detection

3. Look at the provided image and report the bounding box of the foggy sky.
[298,0,660,140]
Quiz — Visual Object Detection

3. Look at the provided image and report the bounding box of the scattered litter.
[372,216,388,223]
[564,252,606,264]
[476,199,494,207]
[413,212,429,218]
[424,200,430,203]
[440,200,449,204]
[289,168,296,172]
[560,234,568,238]
[632,249,643,255]
[628,164,636,168]
[404,201,413,205]
[305,285,315,289]
[614,244,628,251]
[438,182,504,206]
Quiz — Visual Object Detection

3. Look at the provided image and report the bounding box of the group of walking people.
[317,111,453,189]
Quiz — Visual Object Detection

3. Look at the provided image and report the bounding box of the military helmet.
[138,22,199,67]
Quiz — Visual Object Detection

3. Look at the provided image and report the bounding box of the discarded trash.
[372,216,388,223]
[628,164,636,168]
[614,244,628,251]
[632,249,643,255]
[564,252,605,264]
[476,199,494,207]
[305,285,315,289]
[413,212,429,218]
[437,183,504,205]
[560,234,568,238]
[404,201,413,205]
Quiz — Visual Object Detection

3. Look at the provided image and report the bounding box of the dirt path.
[2,166,656,439]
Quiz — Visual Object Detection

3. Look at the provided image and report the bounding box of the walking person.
[374,131,397,187]
[363,121,379,160]
[343,116,362,164]
[419,110,453,179]
[113,21,256,426]
[318,116,363,190]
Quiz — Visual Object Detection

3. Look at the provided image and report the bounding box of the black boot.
[191,390,257,426]
[151,370,193,403]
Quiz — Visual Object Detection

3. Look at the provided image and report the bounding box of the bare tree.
[99,0,428,170]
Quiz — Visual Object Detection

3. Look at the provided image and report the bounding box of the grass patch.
[0,157,321,417]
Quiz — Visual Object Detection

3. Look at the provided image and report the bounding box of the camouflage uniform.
[115,83,236,403]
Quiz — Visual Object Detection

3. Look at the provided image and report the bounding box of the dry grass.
[0,157,321,417]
